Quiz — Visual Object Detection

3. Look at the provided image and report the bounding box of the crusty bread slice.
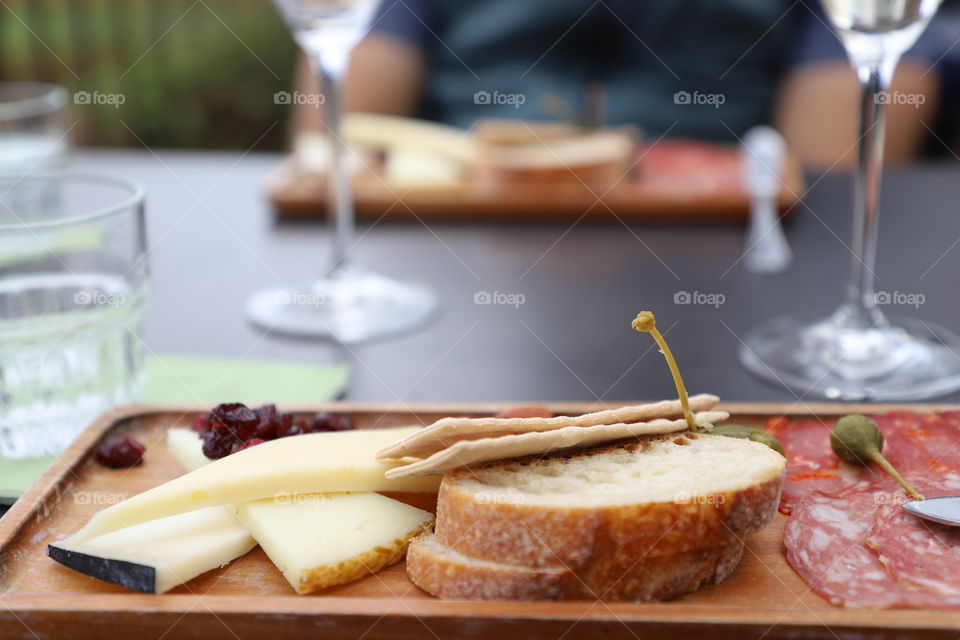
[407,531,744,601]
[435,432,784,569]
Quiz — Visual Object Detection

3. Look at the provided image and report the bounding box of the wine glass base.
[246,266,438,343]
[740,315,960,401]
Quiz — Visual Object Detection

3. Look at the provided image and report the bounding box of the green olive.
[830,414,883,465]
[709,424,785,456]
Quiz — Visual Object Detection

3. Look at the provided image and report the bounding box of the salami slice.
[784,487,960,609]
[773,419,875,514]
[864,474,960,597]
[874,412,960,474]
[775,412,960,514]
[866,504,960,597]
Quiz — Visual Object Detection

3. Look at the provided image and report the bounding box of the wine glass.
[247,0,438,343]
[740,0,960,400]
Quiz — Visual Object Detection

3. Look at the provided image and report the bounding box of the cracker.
[384,410,729,478]
[377,394,720,460]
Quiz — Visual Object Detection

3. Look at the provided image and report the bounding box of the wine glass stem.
[845,58,896,325]
[313,57,354,276]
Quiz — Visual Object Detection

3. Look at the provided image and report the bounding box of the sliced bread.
[407,531,744,601]
[434,431,784,569]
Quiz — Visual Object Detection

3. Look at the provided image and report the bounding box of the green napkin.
[0,355,350,503]
[145,354,350,405]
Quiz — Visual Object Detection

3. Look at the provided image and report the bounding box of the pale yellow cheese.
[166,428,210,472]
[235,493,433,595]
[384,148,465,191]
[51,507,256,593]
[166,427,433,595]
[67,427,438,544]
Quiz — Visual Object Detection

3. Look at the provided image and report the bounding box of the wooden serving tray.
[266,142,806,223]
[2,402,959,640]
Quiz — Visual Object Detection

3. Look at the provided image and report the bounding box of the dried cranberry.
[192,414,212,434]
[278,419,310,438]
[96,436,146,468]
[208,405,256,442]
[311,412,354,432]
[234,438,266,452]
[210,402,259,439]
[253,404,292,440]
[202,429,235,459]
[494,406,555,419]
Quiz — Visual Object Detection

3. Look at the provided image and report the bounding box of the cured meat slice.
[863,473,960,597]
[774,412,960,514]
[866,504,960,597]
[873,412,960,474]
[784,486,960,609]
[772,419,875,514]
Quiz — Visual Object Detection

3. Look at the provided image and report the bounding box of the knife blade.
[902,496,960,526]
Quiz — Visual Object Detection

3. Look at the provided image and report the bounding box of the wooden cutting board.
[266,141,806,223]
[1,402,958,640]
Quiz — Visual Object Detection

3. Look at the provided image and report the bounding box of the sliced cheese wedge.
[67,427,439,544]
[48,507,256,593]
[167,428,435,595]
[235,493,433,594]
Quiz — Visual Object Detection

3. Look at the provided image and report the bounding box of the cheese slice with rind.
[67,427,439,544]
[235,493,434,594]
[48,507,256,593]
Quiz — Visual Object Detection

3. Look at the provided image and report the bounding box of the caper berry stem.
[869,452,925,501]
[631,311,697,431]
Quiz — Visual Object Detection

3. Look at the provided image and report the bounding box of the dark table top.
[77,148,960,406]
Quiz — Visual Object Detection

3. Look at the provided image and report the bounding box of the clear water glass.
[0,83,69,218]
[0,173,148,457]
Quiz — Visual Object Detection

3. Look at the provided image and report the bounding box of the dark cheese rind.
[47,544,157,593]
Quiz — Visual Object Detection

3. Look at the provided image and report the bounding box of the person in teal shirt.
[294,0,947,169]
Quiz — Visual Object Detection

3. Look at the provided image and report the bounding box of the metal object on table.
[741,126,792,274]
[903,496,960,526]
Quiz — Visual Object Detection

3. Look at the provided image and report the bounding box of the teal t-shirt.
[371,0,804,141]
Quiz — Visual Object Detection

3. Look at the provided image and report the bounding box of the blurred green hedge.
[0,0,298,150]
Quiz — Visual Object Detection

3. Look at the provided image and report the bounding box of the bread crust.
[407,532,744,601]
[434,435,784,569]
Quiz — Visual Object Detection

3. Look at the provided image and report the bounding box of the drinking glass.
[0,173,148,457]
[740,0,960,400]
[0,82,69,217]
[247,0,438,343]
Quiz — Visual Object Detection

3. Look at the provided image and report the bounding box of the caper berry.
[708,424,785,456]
[831,414,883,465]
